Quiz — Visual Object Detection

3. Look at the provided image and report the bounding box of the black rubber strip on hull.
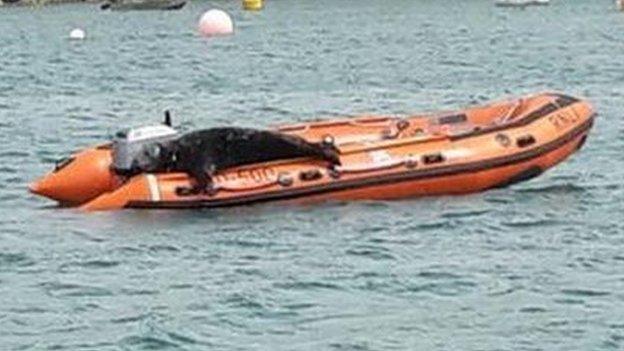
[493,165,543,189]
[127,116,594,209]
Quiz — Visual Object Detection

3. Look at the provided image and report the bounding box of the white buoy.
[69,28,86,40]
[198,9,234,37]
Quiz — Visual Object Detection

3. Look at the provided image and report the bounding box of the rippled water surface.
[2,0,624,350]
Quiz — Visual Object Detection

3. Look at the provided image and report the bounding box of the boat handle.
[516,135,536,148]
[422,153,445,165]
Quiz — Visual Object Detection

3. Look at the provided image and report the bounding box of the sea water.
[1,1,623,349]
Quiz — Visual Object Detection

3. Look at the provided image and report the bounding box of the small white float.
[69,28,86,40]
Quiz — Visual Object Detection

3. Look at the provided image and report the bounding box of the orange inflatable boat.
[29,92,595,211]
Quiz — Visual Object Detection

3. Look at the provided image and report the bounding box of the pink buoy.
[198,9,234,37]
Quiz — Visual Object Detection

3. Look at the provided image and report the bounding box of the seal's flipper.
[185,155,216,194]
[316,143,341,166]
[273,132,341,165]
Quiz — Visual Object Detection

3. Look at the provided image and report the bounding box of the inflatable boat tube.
[29,92,595,211]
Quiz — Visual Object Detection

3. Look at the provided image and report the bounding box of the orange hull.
[29,92,595,211]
